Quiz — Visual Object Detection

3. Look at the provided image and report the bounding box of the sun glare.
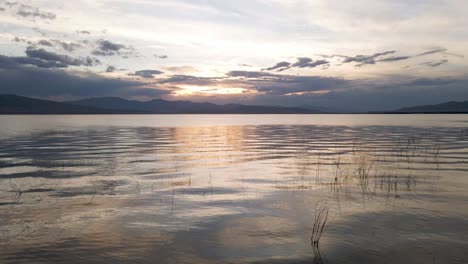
[175,85,253,96]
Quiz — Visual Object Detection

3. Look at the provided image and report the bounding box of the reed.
[9,179,23,204]
[311,201,330,246]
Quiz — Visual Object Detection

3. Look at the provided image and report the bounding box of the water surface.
[1,115,468,263]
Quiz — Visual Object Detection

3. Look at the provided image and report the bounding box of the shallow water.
[1,115,468,264]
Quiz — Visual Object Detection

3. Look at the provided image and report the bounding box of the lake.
[1,115,468,264]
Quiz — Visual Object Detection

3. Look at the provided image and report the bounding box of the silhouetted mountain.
[0,94,128,114]
[64,97,318,114]
[0,94,318,114]
[394,101,468,113]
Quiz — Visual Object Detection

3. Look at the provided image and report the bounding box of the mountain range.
[1,94,468,114]
[394,101,468,113]
[0,94,318,114]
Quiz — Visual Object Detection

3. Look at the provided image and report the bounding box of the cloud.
[55,41,81,52]
[262,58,329,72]
[421,59,449,67]
[13,36,31,44]
[416,48,447,56]
[92,39,132,56]
[1,54,69,68]
[251,75,346,96]
[342,50,396,65]
[37,40,53,47]
[106,66,116,72]
[0,59,169,99]
[154,54,168,59]
[16,4,56,20]
[378,56,411,62]
[291,57,329,69]
[34,39,83,52]
[25,47,100,67]
[262,61,291,71]
[317,48,454,67]
[130,70,164,78]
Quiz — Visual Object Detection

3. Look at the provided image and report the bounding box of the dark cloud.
[291,57,312,67]
[154,54,168,59]
[13,36,30,44]
[55,41,81,52]
[291,57,329,69]
[106,66,116,73]
[92,40,132,56]
[37,39,53,47]
[27,39,82,52]
[416,48,447,56]
[318,48,454,68]
[2,46,101,69]
[252,75,346,96]
[342,50,396,65]
[0,7,5,11]
[378,56,411,62]
[262,58,329,72]
[1,55,69,68]
[262,61,291,71]
[0,59,169,99]
[130,70,164,78]
[16,4,56,20]
[421,59,448,67]
[25,47,99,67]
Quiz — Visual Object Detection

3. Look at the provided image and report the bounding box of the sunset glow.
[174,85,253,96]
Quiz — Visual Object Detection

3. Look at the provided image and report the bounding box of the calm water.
[1,115,468,264]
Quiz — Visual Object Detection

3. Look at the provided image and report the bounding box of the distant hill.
[394,101,468,113]
[64,97,318,114]
[0,94,318,114]
[0,94,127,114]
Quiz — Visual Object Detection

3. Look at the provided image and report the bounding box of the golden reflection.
[170,126,248,154]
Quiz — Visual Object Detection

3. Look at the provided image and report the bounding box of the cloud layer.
[0,0,467,111]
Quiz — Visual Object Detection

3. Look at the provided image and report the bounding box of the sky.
[0,0,467,111]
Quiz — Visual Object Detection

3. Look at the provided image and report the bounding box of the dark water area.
[1,115,468,263]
